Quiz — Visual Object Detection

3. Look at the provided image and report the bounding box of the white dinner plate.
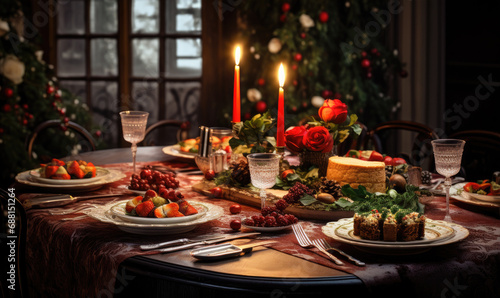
[451,182,500,203]
[322,218,468,255]
[29,167,110,185]
[162,145,196,159]
[85,200,224,235]
[333,218,455,245]
[15,168,126,191]
[110,201,207,224]
[241,223,292,232]
[450,183,500,209]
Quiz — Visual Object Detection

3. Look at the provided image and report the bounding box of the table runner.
[19,161,500,297]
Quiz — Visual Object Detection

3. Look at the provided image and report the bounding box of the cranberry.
[229,204,241,214]
[204,170,216,180]
[230,219,241,231]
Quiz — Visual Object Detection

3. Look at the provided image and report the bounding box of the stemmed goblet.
[431,139,465,222]
[247,153,281,210]
[120,111,149,173]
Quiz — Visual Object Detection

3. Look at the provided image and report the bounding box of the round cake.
[326,156,386,193]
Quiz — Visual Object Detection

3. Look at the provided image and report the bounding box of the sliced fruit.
[178,200,198,216]
[135,200,155,217]
[151,195,167,207]
[126,196,143,213]
[44,165,59,178]
[67,160,85,179]
[153,206,166,218]
[52,166,71,180]
[161,202,184,217]
[144,189,158,200]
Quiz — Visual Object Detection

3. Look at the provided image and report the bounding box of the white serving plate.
[85,200,224,235]
[322,218,468,255]
[29,167,110,185]
[162,145,196,159]
[15,168,126,191]
[110,201,207,224]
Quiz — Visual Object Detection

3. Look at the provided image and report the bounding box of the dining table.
[12,146,500,298]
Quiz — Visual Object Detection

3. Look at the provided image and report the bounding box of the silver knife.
[157,232,261,253]
[140,234,227,250]
[190,240,276,260]
[23,193,131,209]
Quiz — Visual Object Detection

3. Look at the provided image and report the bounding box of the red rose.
[303,126,333,153]
[284,126,306,153]
[318,99,348,124]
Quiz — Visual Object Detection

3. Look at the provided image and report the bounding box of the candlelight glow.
[278,63,285,87]
[235,46,241,66]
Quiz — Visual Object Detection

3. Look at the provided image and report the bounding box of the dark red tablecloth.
[19,161,500,297]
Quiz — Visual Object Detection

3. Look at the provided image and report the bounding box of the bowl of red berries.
[128,166,180,195]
[241,199,298,232]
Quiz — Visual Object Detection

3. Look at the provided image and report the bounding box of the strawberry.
[368,151,384,162]
[392,157,407,166]
[135,200,155,217]
[383,156,393,166]
[153,207,166,218]
[178,200,198,216]
[125,196,143,213]
[161,202,184,217]
[144,189,157,200]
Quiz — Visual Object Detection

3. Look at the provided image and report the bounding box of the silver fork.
[292,224,344,266]
[313,239,365,267]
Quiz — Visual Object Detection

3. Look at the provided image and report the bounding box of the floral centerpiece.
[284,99,361,176]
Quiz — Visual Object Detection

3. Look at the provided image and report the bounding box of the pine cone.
[319,177,343,198]
[421,170,432,185]
[230,160,251,186]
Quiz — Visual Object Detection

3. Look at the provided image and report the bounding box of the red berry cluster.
[282,182,314,204]
[243,199,298,227]
[129,167,179,191]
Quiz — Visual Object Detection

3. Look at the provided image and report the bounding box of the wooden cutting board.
[191,181,354,221]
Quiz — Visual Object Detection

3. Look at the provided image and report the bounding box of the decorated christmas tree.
[235,0,405,129]
[0,1,99,186]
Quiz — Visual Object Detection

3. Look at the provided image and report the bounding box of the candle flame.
[278,63,285,87]
[235,46,241,66]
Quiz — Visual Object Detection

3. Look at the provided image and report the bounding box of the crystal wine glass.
[247,153,281,210]
[120,111,149,173]
[431,139,465,221]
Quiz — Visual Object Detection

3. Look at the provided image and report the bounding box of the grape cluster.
[129,167,180,191]
[283,182,314,204]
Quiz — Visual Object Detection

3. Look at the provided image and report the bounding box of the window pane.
[90,0,118,33]
[59,81,86,102]
[57,1,84,34]
[91,81,118,146]
[91,39,118,76]
[132,0,159,33]
[166,38,201,78]
[57,39,86,77]
[165,82,200,137]
[132,81,158,125]
[132,38,159,77]
[175,13,201,32]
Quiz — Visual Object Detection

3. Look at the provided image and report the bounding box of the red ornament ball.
[63,117,69,123]
[281,3,290,12]
[95,130,102,137]
[243,112,252,120]
[300,32,306,39]
[257,78,265,86]
[319,11,329,23]
[0,128,4,134]
[400,70,408,78]
[361,51,367,58]
[334,92,342,99]
[291,106,297,112]
[255,101,267,113]
[361,59,371,68]
[46,85,56,94]
[321,90,333,99]
[294,53,302,62]
[293,80,298,86]
[22,118,28,126]
[366,72,373,79]
[279,14,286,22]
[4,87,13,98]
[371,48,378,54]
[3,104,11,112]
[292,64,298,70]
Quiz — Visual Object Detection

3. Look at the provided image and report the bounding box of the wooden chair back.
[143,120,190,146]
[26,120,96,162]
